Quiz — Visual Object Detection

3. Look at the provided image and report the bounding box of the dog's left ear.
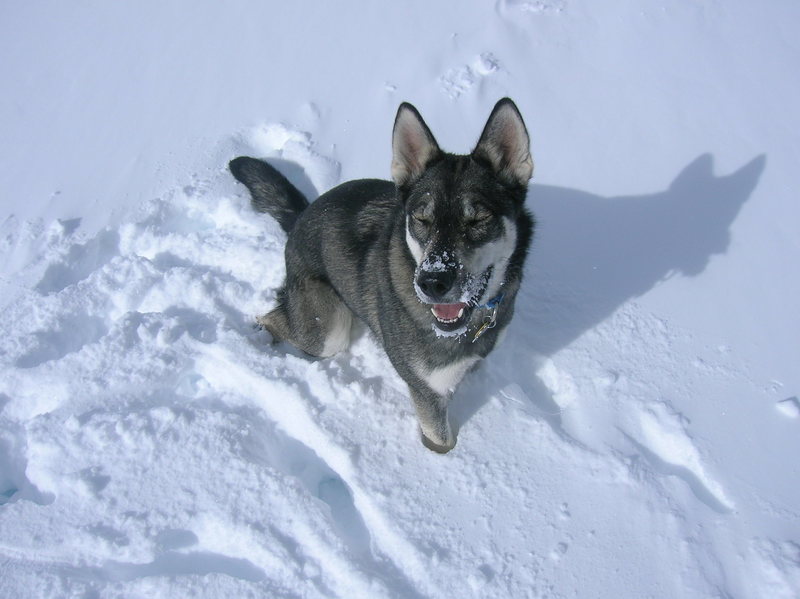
[392,103,442,187]
[473,98,533,187]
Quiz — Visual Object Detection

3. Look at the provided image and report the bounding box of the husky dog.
[229,98,534,452]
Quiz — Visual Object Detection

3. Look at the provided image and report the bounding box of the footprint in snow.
[439,53,500,101]
[14,313,108,369]
[35,228,121,295]
[549,540,570,562]
[499,0,566,14]
[744,539,800,598]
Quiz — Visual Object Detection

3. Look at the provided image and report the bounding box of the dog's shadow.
[450,153,766,433]
[265,153,766,439]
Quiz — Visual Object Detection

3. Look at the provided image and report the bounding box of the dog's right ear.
[391,103,441,187]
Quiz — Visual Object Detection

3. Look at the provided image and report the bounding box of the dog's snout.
[417,269,457,301]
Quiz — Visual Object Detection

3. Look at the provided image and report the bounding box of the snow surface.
[1,1,799,597]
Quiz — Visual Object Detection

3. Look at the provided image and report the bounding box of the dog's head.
[391,98,533,336]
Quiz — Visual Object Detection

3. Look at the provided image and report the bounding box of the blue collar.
[472,292,505,342]
[479,292,504,310]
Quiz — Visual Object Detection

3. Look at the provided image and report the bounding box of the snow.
[1,1,799,597]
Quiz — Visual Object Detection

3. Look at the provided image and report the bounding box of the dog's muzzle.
[415,264,494,334]
[415,268,470,331]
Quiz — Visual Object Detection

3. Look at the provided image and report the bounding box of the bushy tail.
[229,156,310,232]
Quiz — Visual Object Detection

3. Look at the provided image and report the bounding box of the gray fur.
[230,98,534,452]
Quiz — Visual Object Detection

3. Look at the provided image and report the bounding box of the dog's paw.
[420,431,456,454]
[254,315,283,348]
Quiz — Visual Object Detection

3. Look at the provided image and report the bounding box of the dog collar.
[479,292,505,310]
[472,292,504,342]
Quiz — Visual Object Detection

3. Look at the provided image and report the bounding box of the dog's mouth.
[419,265,494,334]
[430,302,473,331]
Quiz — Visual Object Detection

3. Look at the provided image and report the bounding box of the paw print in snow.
[439,53,500,100]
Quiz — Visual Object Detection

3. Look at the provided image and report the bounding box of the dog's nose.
[417,269,457,301]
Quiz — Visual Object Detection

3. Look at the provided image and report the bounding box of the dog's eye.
[412,212,431,227]
[468,209,492,227]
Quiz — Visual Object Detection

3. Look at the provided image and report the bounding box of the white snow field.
[1,1,799,597]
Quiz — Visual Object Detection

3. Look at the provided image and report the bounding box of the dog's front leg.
[409,385,455,453]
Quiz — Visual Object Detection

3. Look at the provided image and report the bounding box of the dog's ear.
[391,103,442,187]
[473,98,533,187]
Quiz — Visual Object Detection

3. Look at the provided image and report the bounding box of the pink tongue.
[433,303,466,320]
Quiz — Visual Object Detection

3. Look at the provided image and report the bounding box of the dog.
[229,98,534,452]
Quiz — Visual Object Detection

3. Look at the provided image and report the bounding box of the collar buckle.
[472,292,504,343]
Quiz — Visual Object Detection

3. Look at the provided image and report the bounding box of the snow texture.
[1,1,798,598]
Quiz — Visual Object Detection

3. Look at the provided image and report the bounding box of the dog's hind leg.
[258,277,352,358]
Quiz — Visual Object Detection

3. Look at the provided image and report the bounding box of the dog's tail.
[229,156,310,232]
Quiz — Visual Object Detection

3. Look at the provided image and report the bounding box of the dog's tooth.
[457,307,464,318]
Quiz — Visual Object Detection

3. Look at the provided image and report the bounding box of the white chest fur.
[420,356,480,396]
